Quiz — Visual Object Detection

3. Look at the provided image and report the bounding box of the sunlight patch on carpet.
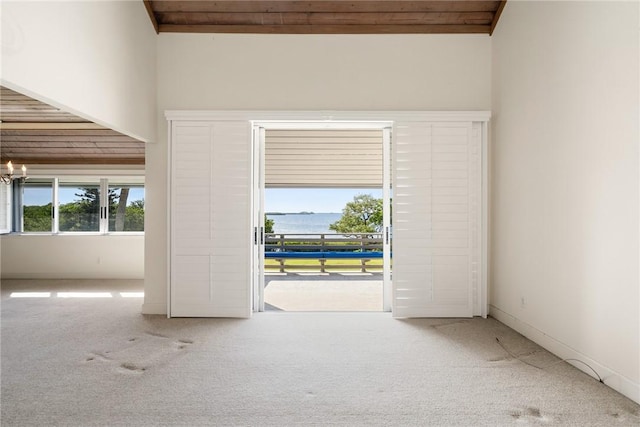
[10,292,51,298]
[58,292,113,298]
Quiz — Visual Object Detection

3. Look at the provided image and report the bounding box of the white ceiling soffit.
[265,129,383,188]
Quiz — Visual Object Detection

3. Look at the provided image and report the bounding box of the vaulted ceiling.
[143,0,506,35]
[1,2,505,167]
[0,87,145,166]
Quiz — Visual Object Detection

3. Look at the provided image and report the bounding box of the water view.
[266,212,342,234]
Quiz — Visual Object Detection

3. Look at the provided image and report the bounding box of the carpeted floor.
[1,279,639,426]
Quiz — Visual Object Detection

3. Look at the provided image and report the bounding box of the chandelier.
[1,161,28,185]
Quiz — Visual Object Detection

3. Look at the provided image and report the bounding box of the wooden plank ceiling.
[144,0,507,34]
[0,87,145,166]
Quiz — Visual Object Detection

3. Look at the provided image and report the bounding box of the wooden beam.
[0,157,145,165]
[0,116,92,123]
[0,141,144,149]
[143,0,160,34]
[151,1,503,14]
[0,122,106,130]
[1,149,144,156]
[1,129,131,136]
[490,0,507,35]
[158,23,491,34]
[156,11,495,26]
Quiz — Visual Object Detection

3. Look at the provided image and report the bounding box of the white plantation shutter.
[392,121,482,318]
[166,111,487,318]
[265,129,383,188]
[0,183,11,234]
[170,121,252,318]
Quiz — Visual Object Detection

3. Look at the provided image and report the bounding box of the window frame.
[106,181,145,234]
[17,178,56,234]
[10,175,144,236]
[57,178,102,234]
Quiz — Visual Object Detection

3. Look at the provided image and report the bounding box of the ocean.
[266,213,342,234]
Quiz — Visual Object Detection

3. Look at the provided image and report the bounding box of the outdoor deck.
[264,272,383,312]
[263,233,386,311]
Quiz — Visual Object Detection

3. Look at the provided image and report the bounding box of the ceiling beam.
[158,23,491,34]
[0,123,106,130]
[150,1,502,14]
[146,1,505,35]
[155,11,495,26]
[0,157,145,165]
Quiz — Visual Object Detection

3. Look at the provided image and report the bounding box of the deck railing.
[265,233,384,273]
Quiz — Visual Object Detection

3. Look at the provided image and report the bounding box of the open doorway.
[264,188,384,311]
[168,111,488,318]
[252,124,392,312]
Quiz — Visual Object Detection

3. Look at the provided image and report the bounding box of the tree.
[123,199,145,231]
[109,187,145,231]
[23,203,53,232]
[114,187,129,231]
[265,215,274,234]
[329,194,383,234]
[59,187,103,231]
[58,187,144,232]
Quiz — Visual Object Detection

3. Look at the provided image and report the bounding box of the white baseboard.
[489,304,639,405]
[141,302,167,315]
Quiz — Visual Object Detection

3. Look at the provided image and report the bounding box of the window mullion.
[100,178,108,234]
[53,178,59,233]
[11,180,22,232]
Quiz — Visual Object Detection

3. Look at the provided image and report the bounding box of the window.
[22,180,54,232]
[10,177,143,234]
[59,182,101,232]
[108,184,144,232]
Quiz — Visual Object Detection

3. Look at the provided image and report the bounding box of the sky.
[265,188,382,213]
[24,185,378,213]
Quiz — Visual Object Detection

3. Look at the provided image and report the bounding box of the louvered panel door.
[392,121,480,318]
[170,121,252,318]
[0,183,11,234]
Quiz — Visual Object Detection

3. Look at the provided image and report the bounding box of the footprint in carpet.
[509,407,550,423]
[119,362,146,374]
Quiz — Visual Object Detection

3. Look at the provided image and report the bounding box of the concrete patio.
[264,272,383,312]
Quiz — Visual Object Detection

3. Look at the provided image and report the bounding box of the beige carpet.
[1,279,639,426]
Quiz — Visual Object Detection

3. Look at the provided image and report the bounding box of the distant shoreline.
[266,212,342,234]
[266,212,339,216]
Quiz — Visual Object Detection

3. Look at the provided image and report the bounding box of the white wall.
[157,34,491,111]
[491,2,639,403]
[144,34,492,314]
[0,2,153,282]
[0,168,145,281]
[1,234,144,279]
[0,1,156,142]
